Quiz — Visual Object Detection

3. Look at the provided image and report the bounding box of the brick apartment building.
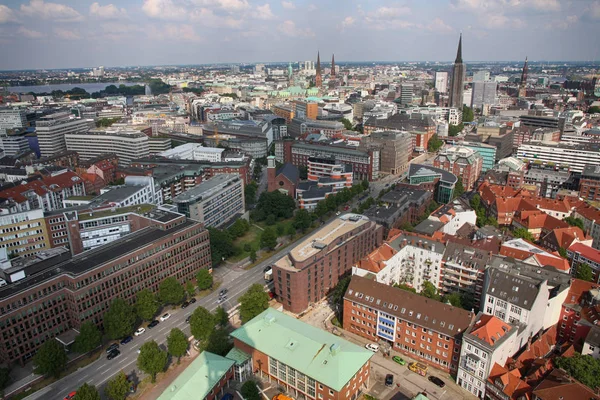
[579,165,600,202]
[343,276,475,373]
[434,146,483,192]
[0,217,210,365]
[230,308,373,400]
[273,214,383,314]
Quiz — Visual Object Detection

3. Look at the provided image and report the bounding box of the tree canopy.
[167,328,189,364]
[453,178,465,198]
[137,341,168,383]
[293,209,312,233]
[205,327,233,356]
[73,383,100,400]
[208,227,235,266]
[448,123,464,136]
[241,381,261,400]
[190,307,216,342]
[72,321,102,353]
[105,371,130,400]
[420,281,441,301]
[103,298,136,340]
[215,306,229,327]
[588,106,600,114]
[427,134,444,152]
[564,216,585,230]
[245,182,258,207]
[159,277,185,305]
[135,289,159,321]
[576,263,595,282]
[260,227,278,250]
[34,339,67,378]
[239,284,270,324]
[462,105,474,122]
[555,353,600,390]
[253,191,296,221]
[196,269,213,291]
[340,118,353,130]
[513,228,535,242]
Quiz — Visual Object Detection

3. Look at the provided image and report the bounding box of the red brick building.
[556,279,599,344]
[579,165,600,202]
[343,276,475,373]
[267,156,299,197]
[273,214,383,314]
[434,146,483,192]
[0,218,210,365]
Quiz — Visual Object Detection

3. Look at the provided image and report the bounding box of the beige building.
[361,131,413,175]
[0,209,51,257]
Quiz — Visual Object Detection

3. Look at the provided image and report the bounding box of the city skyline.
[0,0,599,70]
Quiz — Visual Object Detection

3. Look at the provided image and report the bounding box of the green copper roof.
[157,351,234,400]
[225,347,251,366]
[230,308,373,391]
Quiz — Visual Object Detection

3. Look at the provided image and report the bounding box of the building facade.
[434,146,483,192]
[65,130,151,167]
[36,113,92,158]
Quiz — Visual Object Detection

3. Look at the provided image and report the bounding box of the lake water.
[5,82,139,94]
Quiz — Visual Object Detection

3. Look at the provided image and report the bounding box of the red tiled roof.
[470,314,513,346]
[528,254,570,272]
[532,368,600,400]
[563,279,598,305]
[356,243,397,273]
[569,242,600,264]
[487,363,532,400]
[550,227,590,249]
[574,204,600,223]
[501,245,534,260]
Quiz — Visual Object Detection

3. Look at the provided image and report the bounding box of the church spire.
[331,54,336,77]
[520,56,528,87]
[455,33,463,64]
[315,51,322,88]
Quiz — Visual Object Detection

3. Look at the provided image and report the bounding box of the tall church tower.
[331,54,336,77]
[315,51,322,88]
[519,57,528,98]
[448,34,466,109]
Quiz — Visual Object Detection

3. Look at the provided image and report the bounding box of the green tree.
[454,178,465,198]
[287,223,297,238]
[294,209,312,232]
[239,284,270,324]
[265,214,277,226]
[33,339,67,378]
[461,292,476,311]
[588,106,600,114]
[427,134,444,152]
[577,263,595,282]
[73,383,100,400]
[555,353,600,390]
[249,248,257,262]
[462,105,474,122]
[228,218,250,238]
[260,227,278,250]
[186,281,196,298]
[190,307,216,342]
[558,247,568,258]
[420,281,440,300]
[167,328,188,364]
[72,321,102,353]
[254,191,296,221]
[448,123,464,136]
[241,380,261,400]
[104,371,130,400]
[244,182,258,207]
[103,298,136,340]
[513,228,535,242]
[444,292,462,308]
[340,118,353,130]
[196,269,213,291]
[215,306,229,327]
[332,276,351,321]
[470,194,481,210]
[298,165,308,180]
[135,289,159,321]
[393,282,417,293]
[276,223,285,236]
[564,216,585,230]
[159,277,185,305]
[205,327,233,356]
[208,227,236,266]
[137,340,168,383]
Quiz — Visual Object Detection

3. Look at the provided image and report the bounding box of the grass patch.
[331,317,341,328]
[230,225,263,262]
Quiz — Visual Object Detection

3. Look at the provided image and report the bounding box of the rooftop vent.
[263,314,276,325]
[330,343,341,356]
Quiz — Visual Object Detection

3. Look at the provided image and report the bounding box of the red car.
[64,392,77,400]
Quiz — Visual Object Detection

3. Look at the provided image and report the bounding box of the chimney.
[526,333,532,351]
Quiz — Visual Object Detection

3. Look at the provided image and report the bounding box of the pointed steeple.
[455,33,463,64]
[520,56,528,87]
[315,51,322,88]
[331,54,336,77]
[316,51,321,74]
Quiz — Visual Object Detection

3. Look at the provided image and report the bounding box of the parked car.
[189,297,196,304]
[428,376,445,388]
[392,356,406,365]
[181,301,190,308]
[219,289,228,297]
[106,343,119,353]
[185,315,191,323]
[64,391,77,400]
[263,266,272,273]
[160,313,171,321]
[335,211,341,216]
[365,343,379,352]
[107,349,120,360]
[120,336,133,345]
[148,320,159,328]
[221,394,234,400]
[134,327,146,336]
[385,374,394,387]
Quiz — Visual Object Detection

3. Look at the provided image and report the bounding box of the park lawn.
[230,225,263,262]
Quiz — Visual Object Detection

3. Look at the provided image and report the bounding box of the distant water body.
[5,82,138,94]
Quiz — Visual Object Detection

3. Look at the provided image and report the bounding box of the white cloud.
[548,14,579,30]
[253,3,275,20]
[0,5,16,24]
[150,23,202,42]
[341,16,355,28]
[20,0,83,22]
[307,4,317,11]
[483,14,524,29]
[589,1,600,20]
[54,27,81,40]
[17,26,45,39]
[281,1,295,10]
[191,0,250,12]
[451,0,560,13]
[277,20,314,37]
[89,3,127,19]
[189,8,243,28]
[142,0,187,20]
[368,6,411,20]
[426,17,454,33]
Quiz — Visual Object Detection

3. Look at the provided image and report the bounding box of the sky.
[0,0,599,70]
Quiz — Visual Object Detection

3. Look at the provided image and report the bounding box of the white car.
[160,313,171,321]
[134,327,146,336]
[365,343,380,352]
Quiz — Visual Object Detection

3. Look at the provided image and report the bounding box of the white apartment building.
[435,72,448,93]
[65,129,150,167]
[582,326,600,359]
[0,136,30,156]
[0,109,28,135]
[160,143,224,162]
[516,142,600,173]
[36,112,93,158]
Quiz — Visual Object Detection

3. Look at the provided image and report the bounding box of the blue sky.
[0,0,599,69]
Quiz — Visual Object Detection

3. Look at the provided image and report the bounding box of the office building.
[516,142,600,173]
[361,188,432,230]
[364,113,435,153]
[293,100,318,120]
[288,118,344,139]
[230,308,373,400]
[0,109,28,135]
[360,131,412,175]
[65,130,151,167]
[435,72,448,93]
[472,71,490,82]
[0,136,30,156]
[471,81,497,110]
[579,165,600,202]
[160,143,224,163]
[434,146,483,191]
[460,142,497,172]
[519,115,560,130]
[272,105,295,124]
[400,84,414,105]
[323,103,353,121]
[36,113,92,158]
[173,174,244,228]
[344,276,475,373]
[0,209,51,257]
[273,214,383,313]
[405,164,458,204]
[0,218,210,365]
[449,34,466,109]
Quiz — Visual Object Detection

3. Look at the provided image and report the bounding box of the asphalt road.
[25,237,298,400]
